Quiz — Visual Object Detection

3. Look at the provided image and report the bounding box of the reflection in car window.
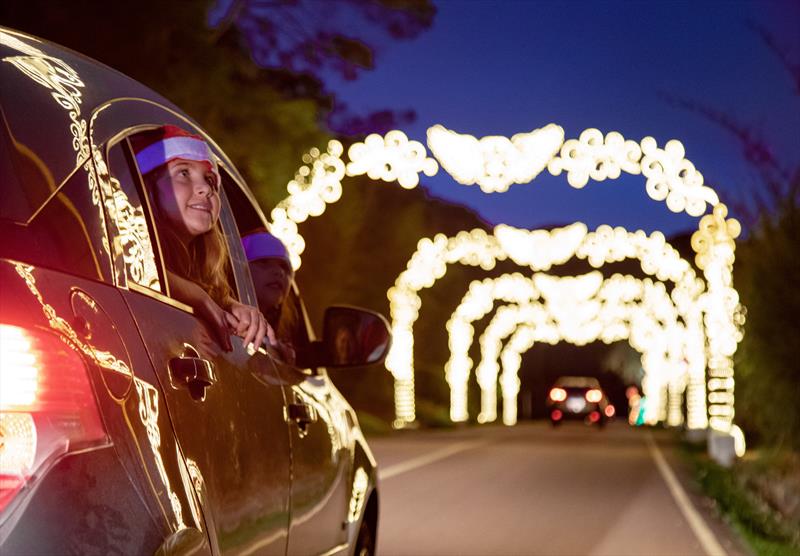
[0,107,53,223]
[220,169,311,366]
[0,32,90,217]
[282,287,311,366]
[24,167,112,282]
[105,141,162,292]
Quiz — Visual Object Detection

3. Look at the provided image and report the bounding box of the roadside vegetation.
[682,442,800,556]
[673,22,800,556]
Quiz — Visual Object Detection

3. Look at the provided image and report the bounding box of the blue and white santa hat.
[242,228,292,269]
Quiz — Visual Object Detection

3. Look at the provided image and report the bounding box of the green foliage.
[734,172,800,450]
[295,174,491,424]
[683,443,800,555]
[413,399,454,429]
[0,0,332,203]
[354,410,394,437]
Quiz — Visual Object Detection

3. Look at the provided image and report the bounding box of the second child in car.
[242,229,298,363]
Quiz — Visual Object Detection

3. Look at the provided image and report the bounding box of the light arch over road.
[269,126,743,434]
[480,275,690,428]
[448,271,704,429]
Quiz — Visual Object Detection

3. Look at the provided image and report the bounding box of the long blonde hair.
[146,170,235,309]
[275,290,299,344]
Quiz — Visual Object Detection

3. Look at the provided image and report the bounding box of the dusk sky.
[326,0,799,237]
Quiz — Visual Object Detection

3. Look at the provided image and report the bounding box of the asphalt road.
[368,422,743,556]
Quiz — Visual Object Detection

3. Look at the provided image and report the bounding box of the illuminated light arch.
[479,275,688,427]
[448,271,706,429]
[269,127,742,433]
[426,124,564,192]
[268,132,438,270]
[397,223,706,427]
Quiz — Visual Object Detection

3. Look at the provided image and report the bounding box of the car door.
[221,175,353,555]
[270,291,353,556]
[99,130,293,555]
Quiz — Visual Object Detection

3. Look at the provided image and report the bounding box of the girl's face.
[154,159,221,243]
[250,258,293,312]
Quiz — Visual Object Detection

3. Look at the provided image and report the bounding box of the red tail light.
[0,324,107,513]
[549,388,567,402]
[604,404,615,418]
[588,411,600,423]
[551,409,563,421]
[585,389,602,403]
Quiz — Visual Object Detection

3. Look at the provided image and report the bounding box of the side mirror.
[320,306,391,368]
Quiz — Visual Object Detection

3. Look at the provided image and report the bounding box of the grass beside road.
[681,441,800,556]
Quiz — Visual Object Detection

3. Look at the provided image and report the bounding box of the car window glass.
[215,172,250,306]
[283,287,311,360]
[220,169,312,363]
[0,106,52,223]
[23,166,113,283]
[0,34,90,218]
[221,169,266,235]
[105,140,163,293]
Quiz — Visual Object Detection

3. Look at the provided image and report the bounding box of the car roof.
[554,376,601,388]
[0,26,180,111]
[0,27,251,224]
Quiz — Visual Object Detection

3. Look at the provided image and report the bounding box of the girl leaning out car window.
[130,125,270,353]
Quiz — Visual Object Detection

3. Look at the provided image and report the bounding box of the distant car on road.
[547,376,614,427]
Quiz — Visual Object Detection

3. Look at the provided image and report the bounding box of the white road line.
[380,439,490,480]
[646,433,727,556]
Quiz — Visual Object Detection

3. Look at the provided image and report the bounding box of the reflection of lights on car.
[604,405,616,418]
[549,387,567,402]
[585,389,602,403]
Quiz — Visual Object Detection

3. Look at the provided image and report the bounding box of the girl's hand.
[228,302,270,353]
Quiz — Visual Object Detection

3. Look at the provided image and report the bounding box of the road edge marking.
[646,433,727,556]
[380,439,489,480]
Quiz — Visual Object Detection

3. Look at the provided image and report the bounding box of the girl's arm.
[166,270,233,352]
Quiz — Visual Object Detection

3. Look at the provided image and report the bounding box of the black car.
[546,376,613,427]
[0,27,387,555]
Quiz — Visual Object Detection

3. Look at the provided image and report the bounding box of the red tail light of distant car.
[0,324,107,513]
[605,404,615,418]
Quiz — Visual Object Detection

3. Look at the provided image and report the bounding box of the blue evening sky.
[325,0,800,236]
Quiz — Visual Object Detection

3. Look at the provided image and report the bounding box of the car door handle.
[169,344,216,401]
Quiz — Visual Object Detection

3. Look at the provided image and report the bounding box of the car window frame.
[88,98,318,367]
[216,164,321,368]
[100,127,249,314]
